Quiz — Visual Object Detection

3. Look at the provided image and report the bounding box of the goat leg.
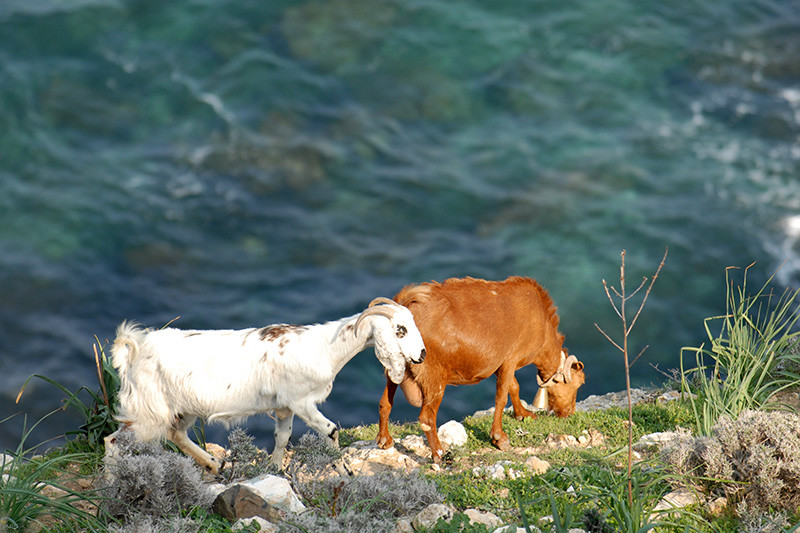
[419,392,445,463]
[292,402,340,449]
[376,377,398,449]
[508,376,536,420]
[490,367,516,451]
[270,410,294,469]
[166,426,224,475]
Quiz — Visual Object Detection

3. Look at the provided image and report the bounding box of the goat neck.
[325,313,375,374]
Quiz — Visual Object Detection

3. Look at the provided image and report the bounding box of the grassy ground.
[5,391,800,532]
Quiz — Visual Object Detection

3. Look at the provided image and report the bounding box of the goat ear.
[572,361,584,371]
[373,335,405,384]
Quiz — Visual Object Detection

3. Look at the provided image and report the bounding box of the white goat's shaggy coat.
[110,300,426,474]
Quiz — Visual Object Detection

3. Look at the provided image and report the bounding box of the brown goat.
[376,276,585,462]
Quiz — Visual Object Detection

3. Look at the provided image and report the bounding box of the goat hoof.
[492,435,511,451]
[376,435,393,449]
[431,450,444,464]
[514,409,535,421]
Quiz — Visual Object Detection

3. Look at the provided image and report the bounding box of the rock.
[657,390,683,403]
[464,508,502,528]
[212,484,283,522]
[473,399,534,418]
[241,474,306,514]
[578,429,605,447]
[652,488,699,516]
[525,456,551,474]
[39,483,69,499]
[206,442,228,461]
[707,496,728,515]
[232,516,278,532]
[575,389,653,411]
[213,474,306,522]
[473,461,521,481]
[545,433,579,448]
[207,482,229,499]
[394,517,415,532]
[438,420,468,447]
[413,503,454,529]
[342,441,422,475]
[493,526,538,533]
[635,431,682,453]
[397,435,429,456]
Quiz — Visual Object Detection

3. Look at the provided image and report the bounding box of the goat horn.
[355,304,396,336]
[562,354,579,384]
[368,297,398,308]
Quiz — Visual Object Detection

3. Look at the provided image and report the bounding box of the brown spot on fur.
[258,324,307,341]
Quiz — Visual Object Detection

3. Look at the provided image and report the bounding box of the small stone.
[413,503,453,530]
[652,489,698,516]
[487,463,507,480]
[342,442,422,475]
[525,456,550,474]
[397,435,429,456]
[707,496,728,516]
[636,431,681,451]
[212,485,283,522]
[394,517,414,533]
[657,390,682,403]
[438,420,468,447]
[206,442,228,460]
[242,474,306,514]
[545,434,579,448]
[464,508,502,528]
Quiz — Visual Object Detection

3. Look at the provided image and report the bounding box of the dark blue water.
[2,0,799,452]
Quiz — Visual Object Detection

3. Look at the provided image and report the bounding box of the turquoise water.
[2,0,799,450]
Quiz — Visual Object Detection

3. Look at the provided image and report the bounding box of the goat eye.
[396,325,407,338]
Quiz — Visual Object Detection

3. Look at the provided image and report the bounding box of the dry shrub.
[662,409,800,516]
[101,430,215,520]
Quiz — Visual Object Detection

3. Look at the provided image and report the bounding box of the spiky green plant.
[16,338,120,451]
[681,264,800,435]
[0,412,103,532]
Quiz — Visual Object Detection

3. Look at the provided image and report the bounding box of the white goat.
[109,298,426,474]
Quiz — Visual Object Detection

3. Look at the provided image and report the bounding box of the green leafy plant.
[0,412,103,532]
[16,338,120,451]
[681,264,800,435]
[517,480,580,533]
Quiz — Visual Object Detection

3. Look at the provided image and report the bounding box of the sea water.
[1,0,799,451]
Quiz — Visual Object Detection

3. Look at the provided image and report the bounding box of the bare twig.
[594,247,668,506]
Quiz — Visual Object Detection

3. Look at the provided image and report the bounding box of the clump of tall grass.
[16,338,120,452]
[680,264,800,435]
[0,412,103,532]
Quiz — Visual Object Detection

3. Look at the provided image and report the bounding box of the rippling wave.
[2,0,798,450]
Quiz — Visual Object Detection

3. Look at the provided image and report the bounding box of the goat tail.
[111,321,145,376]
